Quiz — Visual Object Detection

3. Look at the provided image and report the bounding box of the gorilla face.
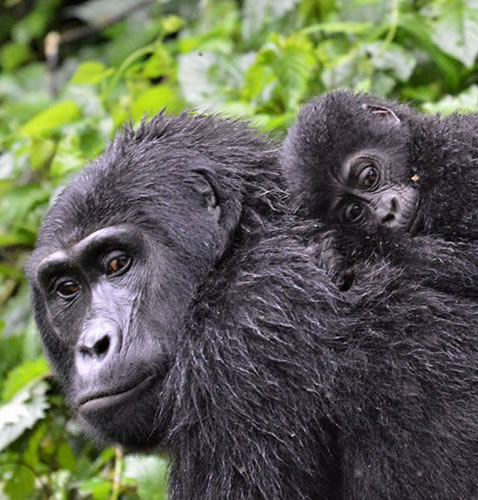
[327,149,419,233]
[29,225,166,448]
[27,116,239,449]
[281,91,423,237]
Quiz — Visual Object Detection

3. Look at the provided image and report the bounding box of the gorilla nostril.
[93,335,110,357]
[382,213,395,224]
[390,197,399,212]
[79,335,111,358]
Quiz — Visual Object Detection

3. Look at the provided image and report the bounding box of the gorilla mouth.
[77,375,156,413]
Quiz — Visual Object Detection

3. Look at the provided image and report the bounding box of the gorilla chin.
[75,372,165,450]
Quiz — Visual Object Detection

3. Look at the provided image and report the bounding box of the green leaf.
[4,465,35,499]
[2,358,49,402]
[57,441,76,470]
[29,137,56,170]
[131,86,184,120]
[0,380,49,451]
[160,15,185,35]
[124,455,169,500]
[398,14,461,88]
[363,42,416,82]
[50,134,87,178]
[0,42,31,71]
[20,101,82,137]
[242,0,300,40]
[71,61,114,85]
[302,21,374,35]
[79,478,112,500]
[423,85,478,114]
[430,0,478,68]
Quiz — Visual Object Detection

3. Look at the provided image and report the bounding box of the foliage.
[1,0,478,497]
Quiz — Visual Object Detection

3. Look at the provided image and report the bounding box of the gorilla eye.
[358,165,379,189]
[343,202,364,223]
[56,280,80,299]
[106,253,131,276]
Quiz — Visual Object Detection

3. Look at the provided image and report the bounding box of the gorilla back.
[27,112,478,499]
[26,113,342,499]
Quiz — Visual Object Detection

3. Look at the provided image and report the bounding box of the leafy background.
[1,0,478,497]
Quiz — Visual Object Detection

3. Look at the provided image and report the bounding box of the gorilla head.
[281,91,422,239]
[26,113,286,449]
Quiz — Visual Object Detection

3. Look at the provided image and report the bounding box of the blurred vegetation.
[1,0,478,498]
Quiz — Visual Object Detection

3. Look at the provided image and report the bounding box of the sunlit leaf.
[71,61,114,85]
[0,42,31,71]
[20,101,82,137]
[124,455,169,500]
[429,0,478,68]
[79,477,112,500]
[4,465,35,499]
[242,0,300,40]
[0,380,49,451]
[2,358,49,402]
[131,86,184,120]
[423,85,478,114]
[364,42,416,82]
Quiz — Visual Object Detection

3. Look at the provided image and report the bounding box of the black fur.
[281,90,478,297]
[28,112,478,499]
[281,90,478,240]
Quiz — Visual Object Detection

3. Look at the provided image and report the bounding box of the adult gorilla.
[27,112,478,499]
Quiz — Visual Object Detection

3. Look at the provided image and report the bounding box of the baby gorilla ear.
[362,103,401,125]
[191,169,221,221]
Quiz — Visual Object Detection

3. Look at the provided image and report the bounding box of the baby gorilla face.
[328,149,419,233]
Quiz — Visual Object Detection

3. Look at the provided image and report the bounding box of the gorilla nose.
[75,321,121,377]
[78,334,111,358]
[376,193,399,227]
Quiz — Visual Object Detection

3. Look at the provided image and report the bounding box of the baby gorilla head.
[281,91,421,236]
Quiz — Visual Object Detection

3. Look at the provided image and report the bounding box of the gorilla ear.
[362,103,401,125]
[191,169,221,221]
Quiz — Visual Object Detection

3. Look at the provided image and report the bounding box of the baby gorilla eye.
[106,253,131,276]
[358,164,379,189]
[56,280,80,299]
[343,202,365,223]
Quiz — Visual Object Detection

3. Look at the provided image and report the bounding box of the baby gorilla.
[281,91,478,285]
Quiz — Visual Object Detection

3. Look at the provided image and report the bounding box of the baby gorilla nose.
[375,192,400,228]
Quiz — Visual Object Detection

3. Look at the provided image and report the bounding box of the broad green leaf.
[179,52,253,109]
[398,14,461,88]
[124,455,169,500]
[161,15,185,35]
[79,477,112,500]
[363,42,416,82]
[20,101,82,137]
[339,0,393,23]
[423,85,478,114]
[242,0,300,40]
[2,358,49,402]
[29,137,56,170]
[0,42,31,71]
[4,465,35,499]
[57,441,76,470]
[131,86,184,120]
[50,134,87,178]
[430,0,478,68]
[0,380,49,451]
[70,0,141,24]
[22,422,47,470]
[71,61,114,85]
[143,44,174,80]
